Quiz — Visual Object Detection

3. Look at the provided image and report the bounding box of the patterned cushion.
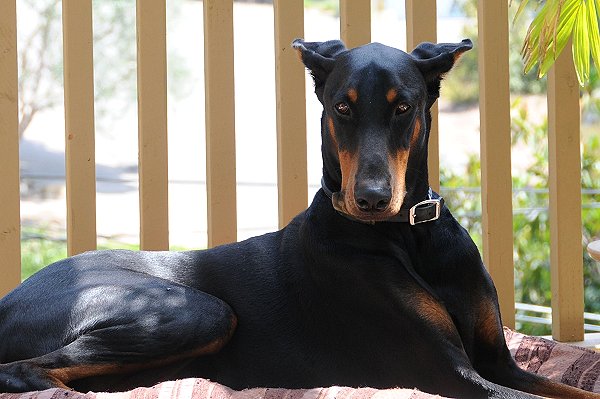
[504,327,600,392]
[0,328,597,399]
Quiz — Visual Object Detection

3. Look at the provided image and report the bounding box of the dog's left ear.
[411,39,473,107]
[292,39,348,102]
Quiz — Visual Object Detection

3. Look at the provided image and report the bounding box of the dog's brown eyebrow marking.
[347,88,358,103]
[386,88,397,103]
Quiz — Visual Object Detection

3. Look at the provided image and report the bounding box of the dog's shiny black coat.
[0,40,597,399]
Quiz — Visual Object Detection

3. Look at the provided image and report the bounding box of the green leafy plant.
[20,225,193,281]
[517,0,600,85]
[21,228,68,281]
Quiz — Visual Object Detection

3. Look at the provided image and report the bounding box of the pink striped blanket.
[0,329,598,399]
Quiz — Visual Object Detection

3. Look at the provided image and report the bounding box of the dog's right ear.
[292,39,347,101]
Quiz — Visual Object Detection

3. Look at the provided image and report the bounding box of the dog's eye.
[395,103,411,115]
[334,102,350,116]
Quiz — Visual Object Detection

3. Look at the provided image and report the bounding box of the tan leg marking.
[475,300,503,347]
[411,289,457,337]
[47,315,238,386]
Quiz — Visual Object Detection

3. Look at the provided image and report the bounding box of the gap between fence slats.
[405,0,439,192]
[0,0,21,296]
[274,0,307,228]
[477,0,515,328]
[62,0,97,256]
[136,0,169,250]
[204,0,237,247]
[340,0,371,49]
[548,42,584,342]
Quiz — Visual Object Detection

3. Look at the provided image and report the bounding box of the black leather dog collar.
[321,178,444,225]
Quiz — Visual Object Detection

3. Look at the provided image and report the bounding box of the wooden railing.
[0,0,591,343]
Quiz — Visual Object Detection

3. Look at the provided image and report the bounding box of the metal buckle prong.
[409,199,442,225]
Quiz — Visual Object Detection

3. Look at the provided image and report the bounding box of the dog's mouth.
[331,190,404,223]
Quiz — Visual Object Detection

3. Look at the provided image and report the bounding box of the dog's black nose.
[354,185,391,212]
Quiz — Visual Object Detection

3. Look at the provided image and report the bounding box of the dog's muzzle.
[322,178,443,225]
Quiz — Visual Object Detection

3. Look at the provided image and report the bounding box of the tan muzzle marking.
[387,149,409,215]
[334,150,359,215]
[410,119,421,148]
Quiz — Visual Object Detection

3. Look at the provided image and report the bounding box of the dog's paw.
[0,362,60,393]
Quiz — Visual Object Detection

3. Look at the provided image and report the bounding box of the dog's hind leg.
[0,281,237,392]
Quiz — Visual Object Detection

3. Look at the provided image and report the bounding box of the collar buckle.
[409,198,442,225]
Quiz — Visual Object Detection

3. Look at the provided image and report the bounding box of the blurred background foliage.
[441,101,600,335]
[441,0,600,335]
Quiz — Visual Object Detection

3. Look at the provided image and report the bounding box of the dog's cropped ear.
[292,39,347,101]
[410,39,473,107]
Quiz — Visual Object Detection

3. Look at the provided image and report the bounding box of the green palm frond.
[518,0,600,86]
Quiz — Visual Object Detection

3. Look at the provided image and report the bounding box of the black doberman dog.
[0,39,597,399]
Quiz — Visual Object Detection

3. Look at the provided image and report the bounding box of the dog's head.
[293,39,472,223]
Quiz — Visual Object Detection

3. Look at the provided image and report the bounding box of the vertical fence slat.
[0,0,21,296]
[204,0,237,247]
[477,0,515,328]
[62,0,97,256]
[340,0,370,49]
[405,0,439,192]
[274,0,307,228]
[548,42,584,342]
[137,0,169,250]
